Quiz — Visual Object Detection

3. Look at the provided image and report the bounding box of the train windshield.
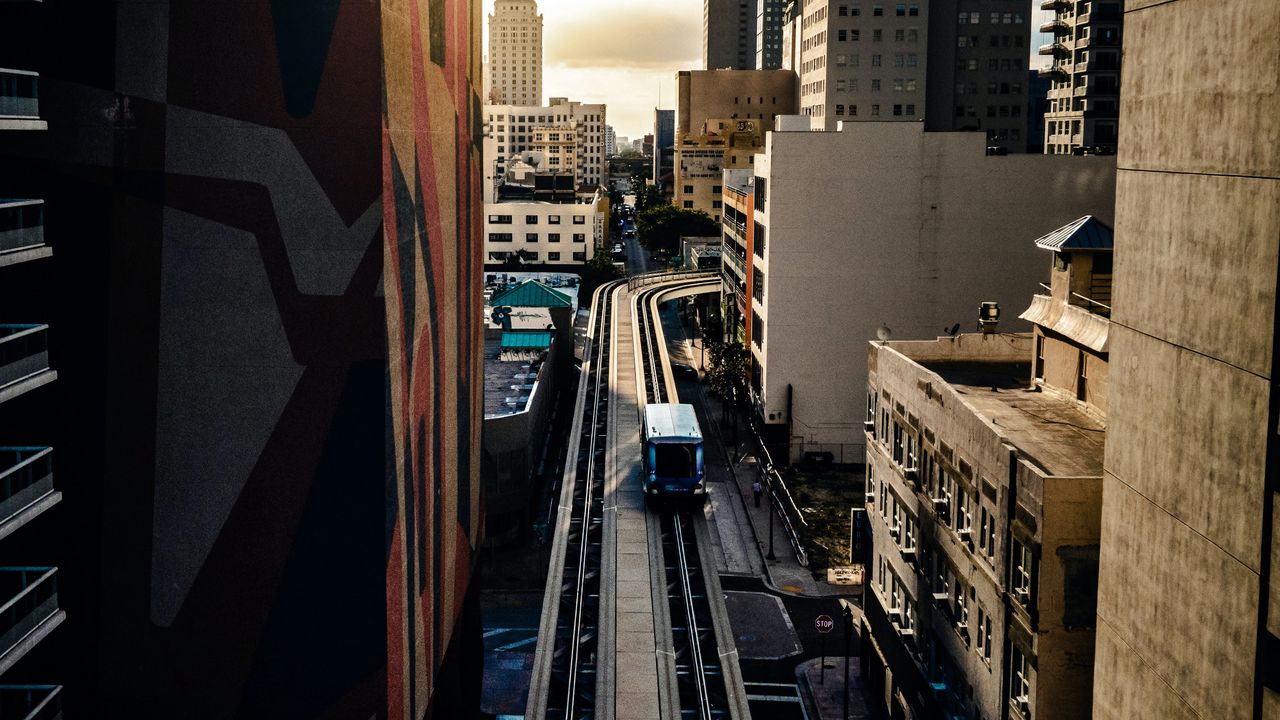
[653,443,696,478]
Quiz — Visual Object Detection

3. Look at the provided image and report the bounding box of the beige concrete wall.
[755,123,1115,447]
[676,69,798,135]
[1094,2,1279,712]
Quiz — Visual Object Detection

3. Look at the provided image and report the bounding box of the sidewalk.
[796,657,871,720]
[665,311,847,598]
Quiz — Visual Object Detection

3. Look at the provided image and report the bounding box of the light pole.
[766,464,777,561]
[843,604,853,720]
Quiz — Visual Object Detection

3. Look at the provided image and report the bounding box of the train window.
[654,444,696,478]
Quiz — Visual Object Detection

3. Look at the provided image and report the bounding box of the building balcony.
[0,201,49,267]
[0,70,45,131]
[0,568,65,676]
[0,326,55,404]
[1037,64,1069,79]
[1038,42,1069,57]
[0,685,62,720]
[1038,19,1070,34]
[1039,0,1070,8]
[0,448,58,542]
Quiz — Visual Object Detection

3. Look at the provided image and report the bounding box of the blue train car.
[642,403,706,500]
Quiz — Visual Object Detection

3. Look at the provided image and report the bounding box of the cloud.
[545,9,701,69]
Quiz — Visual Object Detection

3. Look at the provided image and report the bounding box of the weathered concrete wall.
[1094,2,1280,713]
[756,123,1115,448]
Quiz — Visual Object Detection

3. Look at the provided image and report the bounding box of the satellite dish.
[946,323,961,337]
[876,324,892,342]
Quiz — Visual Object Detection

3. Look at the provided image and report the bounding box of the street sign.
[815,614,835,634]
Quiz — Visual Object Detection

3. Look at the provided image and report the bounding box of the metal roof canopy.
[489,279,573,308]
[1033,215,1114,251]
[500,331,553,350]
[643,403,703,442]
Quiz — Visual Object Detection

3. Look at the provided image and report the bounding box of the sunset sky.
[483,0,1053,141]
[483,0,703,139]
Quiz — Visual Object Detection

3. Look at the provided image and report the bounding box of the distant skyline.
[482,1,1054,142]
[483,0,701,139]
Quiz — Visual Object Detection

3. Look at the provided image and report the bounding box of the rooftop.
[489,279,573,308]
[923,360,1105,477]
[483,333,548,417]
[1033,215,1114,251]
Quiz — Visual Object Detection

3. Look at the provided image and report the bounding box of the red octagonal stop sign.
[815,614,834,634]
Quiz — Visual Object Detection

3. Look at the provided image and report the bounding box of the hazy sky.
[483,0,702,140]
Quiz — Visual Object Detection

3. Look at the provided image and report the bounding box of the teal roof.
[500,331,553,350]
[1034,215,1114,251]
[489,280,572,308]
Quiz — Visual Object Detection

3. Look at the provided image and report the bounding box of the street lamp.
[765,463,777,561]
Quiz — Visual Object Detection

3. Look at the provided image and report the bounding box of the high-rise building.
[488,0,543,105]
[0,2,64,717]
[482,98,608,202]
[653,108,676,190]
[704,0,758,70]
[1091,1,1280,718]
[604,124,617,157]
[863,216,1114,720]
[675,118,765,222]
[0,1,485,716]
[1039,0,1123,155]
[676,69,799,136]
[790,0,1033,152]
[756,0,786,69]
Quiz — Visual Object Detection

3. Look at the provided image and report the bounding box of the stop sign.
[815,614,834,634]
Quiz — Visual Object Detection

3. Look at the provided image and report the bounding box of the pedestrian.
[752,479,763,508]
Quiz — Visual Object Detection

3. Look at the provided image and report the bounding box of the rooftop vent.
[978,302,1000,334]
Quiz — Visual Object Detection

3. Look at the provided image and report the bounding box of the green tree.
[705,341,749,402]
[629,176,663,214]
[635,205,719,256]
[617,148,643,159]
[587,248,622,278]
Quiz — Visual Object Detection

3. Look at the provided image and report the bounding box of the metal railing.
[0,325,51,389]
[0,201,44,254]
[0,448,54,525]
[1070,291,1112,315]
[626,268,716,292]
[0,70,40,119]
[0,685,62,720]
[0,568,59,657]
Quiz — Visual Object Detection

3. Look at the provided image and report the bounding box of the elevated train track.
[529,272,747,720]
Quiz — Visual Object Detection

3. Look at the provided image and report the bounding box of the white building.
[744,120,1116,460]
[484,188,608,266]
[483,97,607,202]
[604,125,616,157]
[487,0,543,106]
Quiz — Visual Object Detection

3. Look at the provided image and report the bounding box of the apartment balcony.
[0,201,49,268]
[1038,63,1069,79]
[1038,42,1069,57]
[0,448,58,542]
[0,685,62,720]
[1038,19,1070,34]
[0,70,45,131]
[0,326,55,404]
[0,568,65,676]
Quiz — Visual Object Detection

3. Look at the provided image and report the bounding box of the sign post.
[815,614,835,684]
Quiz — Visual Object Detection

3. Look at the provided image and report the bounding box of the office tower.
[1039,0,1123,155]
[604,124,616,157]
[756,0,786,69]
[791,0,1032,152]
[1091,1,1280,717]
[704,0,758,70]
[676,69,798,135]
[0,0,485,716]
[653,109,676,189]
[488,0,543,105]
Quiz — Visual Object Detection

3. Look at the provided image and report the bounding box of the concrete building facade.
[482,98,608,201]
[790,0,1031,152]
[488,0,543,105]
[483,189,608,267]
[1039,0,1122,155]
[675,118,766,222]
[676,69,799,137]
[1090,2,1280,718]
[705,0,758,70]
[744,121,1115,461]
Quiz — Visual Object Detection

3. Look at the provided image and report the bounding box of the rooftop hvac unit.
[978,301,1000,334]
